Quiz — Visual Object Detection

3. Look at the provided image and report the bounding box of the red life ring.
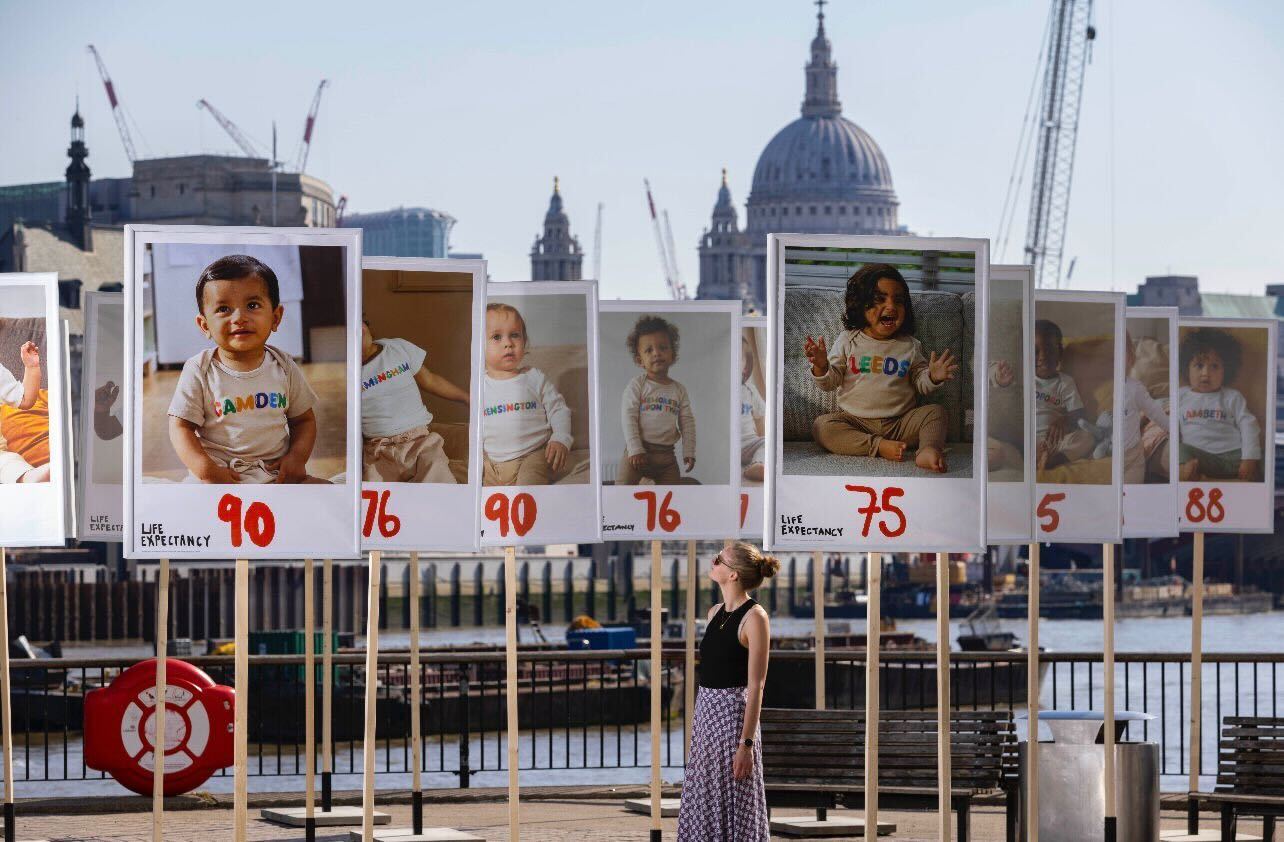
[84,658,235,796]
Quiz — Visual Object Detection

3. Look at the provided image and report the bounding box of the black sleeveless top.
[699,598,757,689]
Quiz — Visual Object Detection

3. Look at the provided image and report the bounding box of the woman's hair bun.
[757,554,781,579]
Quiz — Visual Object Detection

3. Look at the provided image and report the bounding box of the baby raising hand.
[927,349,959,385]
[803,335,829,377]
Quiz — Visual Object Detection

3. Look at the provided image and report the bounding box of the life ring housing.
[84,658,235,796]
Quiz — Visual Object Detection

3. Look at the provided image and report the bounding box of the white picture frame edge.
[359,255,487,552]
[764,233,990,554]
[1175,315,1278,534]
[1122,306,1180,539]
[987,264,1036,545]
[0,271,68,547]
[740,315,768,541]
[480,279,603,546]
[1032,288,1126,545]
[599,298,742,540]
[123,224,364,560]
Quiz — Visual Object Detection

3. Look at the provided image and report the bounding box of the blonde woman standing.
[676,541,779,841]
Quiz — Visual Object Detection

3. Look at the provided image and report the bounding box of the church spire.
[65,100,93,250]
[531,176,582,280]
[802,0,841,118]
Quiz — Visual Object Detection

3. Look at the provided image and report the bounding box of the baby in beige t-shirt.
[167,254,327,484]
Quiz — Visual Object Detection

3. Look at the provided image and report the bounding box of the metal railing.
[5,650,1281,788]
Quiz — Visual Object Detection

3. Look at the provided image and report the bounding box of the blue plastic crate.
[565,626,637,650]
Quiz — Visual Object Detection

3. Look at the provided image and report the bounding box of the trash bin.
[1018,711,1159,842]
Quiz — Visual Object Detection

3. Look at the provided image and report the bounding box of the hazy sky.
[3,0,1282,299]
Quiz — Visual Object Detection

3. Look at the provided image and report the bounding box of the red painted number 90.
[485,492,537,538]
[217,493,276,548]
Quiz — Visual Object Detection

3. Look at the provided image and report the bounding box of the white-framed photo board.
[479,280,601,546]
[739,316,767,539]
[124,226,363,559]
[765,234,989,553]
[360,257,485,551]
[1032,290,1125,543]
[1176,316,1277,533]
[598,300,740,539]
[1122,306,1180,538]
[0,272,69,546]
[986,265,1035,544]
[79,291,125,540]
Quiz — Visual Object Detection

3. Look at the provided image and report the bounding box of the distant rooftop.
[1199,292,1281,320]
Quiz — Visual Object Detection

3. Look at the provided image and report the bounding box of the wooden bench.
[1190,716,1283,840]
[761,708,1017,842]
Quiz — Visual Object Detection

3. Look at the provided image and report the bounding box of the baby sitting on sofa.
[802,263,959,474]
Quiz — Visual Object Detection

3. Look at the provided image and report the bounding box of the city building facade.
[343,206,455,258]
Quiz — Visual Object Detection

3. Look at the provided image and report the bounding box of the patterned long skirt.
[676,686,770,841]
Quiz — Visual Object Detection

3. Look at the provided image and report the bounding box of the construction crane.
[1022,0,1096,288]
[662,211,684,298]
[644,179,688,300]
[294,79,329,173]
[196,99,262,159]
[592,202,603,281]
[86,45,140,163]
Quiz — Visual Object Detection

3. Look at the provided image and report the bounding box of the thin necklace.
[718,597,748,629]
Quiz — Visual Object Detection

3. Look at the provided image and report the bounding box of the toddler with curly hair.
[617,314,697,485]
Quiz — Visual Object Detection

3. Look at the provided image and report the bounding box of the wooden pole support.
[409,551,423,834]
[233,558,249,842]
[361,551,382,842]
[649,540,663,835]
[812,550,825,710]
[865,552,882,831]
[153,558,170,842]
[935,552,951,841]
[1189,531,1205,823]
[322,558,333,811]
[304,559,316,832]
[1102,543,1116,830]
[1027,542,1041,842]
[0,548,12,830]
[684,540,697,754]
[504,546,520,841]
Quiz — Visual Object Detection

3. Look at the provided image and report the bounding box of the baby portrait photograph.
[0,272,68,546]
[769,234,989,554]
[597,306,734,487]
[0,281,55,486]
[140,244,348,485]
[741,321,767,487]
[126,227,361,560]
[780,243,979,480]
[1124,313,1176,486]
[361,263,478,485]
[482,290,592,487]
[1032,298,1119,485]
[1177,323,1269,484]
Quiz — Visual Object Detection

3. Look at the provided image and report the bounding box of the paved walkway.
[12,799,1274,841]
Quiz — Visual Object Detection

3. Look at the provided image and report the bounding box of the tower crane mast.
[644,179,689,300]
[86,45,139,163]
[294,79,329,173]
[196,99,261,159]
[1023,0,1096,289]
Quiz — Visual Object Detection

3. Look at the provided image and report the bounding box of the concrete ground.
[12,795,1272,841]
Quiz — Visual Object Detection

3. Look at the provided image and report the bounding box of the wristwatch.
[741,738,754,748]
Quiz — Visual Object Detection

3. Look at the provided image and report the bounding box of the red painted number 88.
[1185,488,1225,524]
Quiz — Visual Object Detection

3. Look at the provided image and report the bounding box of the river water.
[14,611,1282,797]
